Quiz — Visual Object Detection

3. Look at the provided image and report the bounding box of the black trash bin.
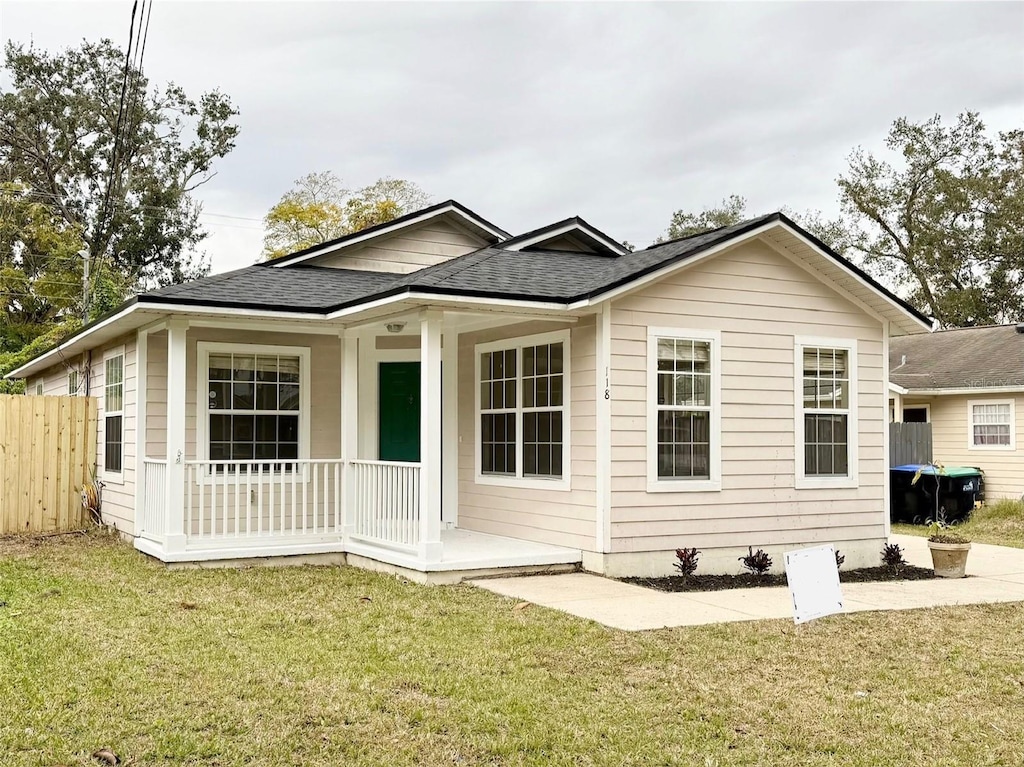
[889,464,983,525]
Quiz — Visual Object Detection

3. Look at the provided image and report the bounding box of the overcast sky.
[2,1,1023,275]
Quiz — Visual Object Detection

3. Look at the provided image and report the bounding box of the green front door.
[378,362,421,461]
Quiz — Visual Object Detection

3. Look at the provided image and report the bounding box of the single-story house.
[889,324,1024,500]
[7,201,931,580]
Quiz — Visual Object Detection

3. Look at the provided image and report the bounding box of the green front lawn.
[2,531,1023,766]
[894,498,1024,549]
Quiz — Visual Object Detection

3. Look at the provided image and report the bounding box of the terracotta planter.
[927,540,971,578]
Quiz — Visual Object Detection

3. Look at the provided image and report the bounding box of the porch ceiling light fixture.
[385,322,407,334]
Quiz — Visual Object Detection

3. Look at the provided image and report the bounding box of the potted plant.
[913,462,971,578]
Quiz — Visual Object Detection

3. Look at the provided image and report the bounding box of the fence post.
[164,319,188,553]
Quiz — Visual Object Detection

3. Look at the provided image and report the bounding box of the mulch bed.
[622,565,936,593]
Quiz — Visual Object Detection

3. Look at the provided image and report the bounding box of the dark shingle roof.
[133,211,929,332]
[143,265,397,311]
[890,325,1024,390]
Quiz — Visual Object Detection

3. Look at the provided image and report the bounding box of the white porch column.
[340,330,359,539]
[134,328,149,536]
[441,323,459,528]
[164,318,188,553]
[419,309,443,562]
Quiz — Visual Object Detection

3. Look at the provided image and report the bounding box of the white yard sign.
[785,545,844,624]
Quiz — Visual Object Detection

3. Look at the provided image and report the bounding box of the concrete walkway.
[470,534,1024,631]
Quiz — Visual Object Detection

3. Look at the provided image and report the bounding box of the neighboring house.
[890,324,1024,500]
[7,202,930,579]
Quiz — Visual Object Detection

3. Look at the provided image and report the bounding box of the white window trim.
[967,398,1016,451]
[34,380,43,395]
[102,345,126,484]
[902,404,930,423]
[646,327,722,493]
[196,341,312,484]
[794,336,859,490]
[68,368,80,396]
[474,329,572,492]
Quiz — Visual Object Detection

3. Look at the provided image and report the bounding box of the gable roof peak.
[500,215,628,256]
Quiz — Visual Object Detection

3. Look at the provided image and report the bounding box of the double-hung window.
[968,400,1015,450]
[476,331,570,489]
[68,369,80,396]
[647,328,721,492]
[796,338,858,488]
[199,343,310,474]
[104,350,124,476]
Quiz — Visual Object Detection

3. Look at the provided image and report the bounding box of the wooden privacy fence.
[0,394,97,534]
[889,421,933,467]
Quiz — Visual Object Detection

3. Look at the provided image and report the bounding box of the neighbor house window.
[968,400,1015,450]
[104,351,124,475]
[34,381,43,395]
[796,338,858,488]
[476,331,569,487]
[646,328,721,492]
[198,343,310,473]
[68,369,80,396]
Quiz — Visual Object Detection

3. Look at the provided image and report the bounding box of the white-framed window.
[474,329,570,490]
[68,369,80,396]
[34,381,43,395]
[795,337,858,489]
[646,327,721,492]
[968,399,1015,450]
[197,342,311,476]
[103,348,125,479]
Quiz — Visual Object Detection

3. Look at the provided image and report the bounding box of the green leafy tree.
[658,195,748,242]
[263,173,432,260]
[0,39,240,291]
[834,112,1023,326]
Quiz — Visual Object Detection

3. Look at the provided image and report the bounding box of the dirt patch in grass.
[623,565,936,592]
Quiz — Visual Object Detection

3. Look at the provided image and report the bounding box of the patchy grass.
[1,531,1023,766]
[895,498,1024,548]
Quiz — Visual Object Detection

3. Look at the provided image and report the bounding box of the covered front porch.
[131,305,583,577]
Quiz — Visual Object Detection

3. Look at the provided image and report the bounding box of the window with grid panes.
[970,402,1013,447]
[801,348,850,476]
[479,339,566,480]
[207,352,300,471]
[655,338,712,480]
[104,354,124,473]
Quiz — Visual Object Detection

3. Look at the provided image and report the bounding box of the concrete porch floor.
[471,534,1024,631]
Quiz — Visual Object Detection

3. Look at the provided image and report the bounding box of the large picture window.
[795,338,858,488]
[646,328,721,492]
[476,331,569,488]
[198,343,310,473]
[968,400,1015,450]
[104,351,124,475]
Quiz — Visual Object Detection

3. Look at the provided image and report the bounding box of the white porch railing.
[183,459,344,542]
[350,459,421,551]
[139,459,167,542]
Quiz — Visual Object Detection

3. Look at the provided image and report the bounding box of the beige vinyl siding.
[22,343,137,534]
[145,331,167,459]
[905,393,1024,500]
[95,335,138,534]
[609,239,886,554]
[313,219,487,273]
[532,235,593,253]
[457,318,597,550]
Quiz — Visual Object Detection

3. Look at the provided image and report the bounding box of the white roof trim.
[269,203,507,268]
[888,382,909,395]
[505,221,628,255]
